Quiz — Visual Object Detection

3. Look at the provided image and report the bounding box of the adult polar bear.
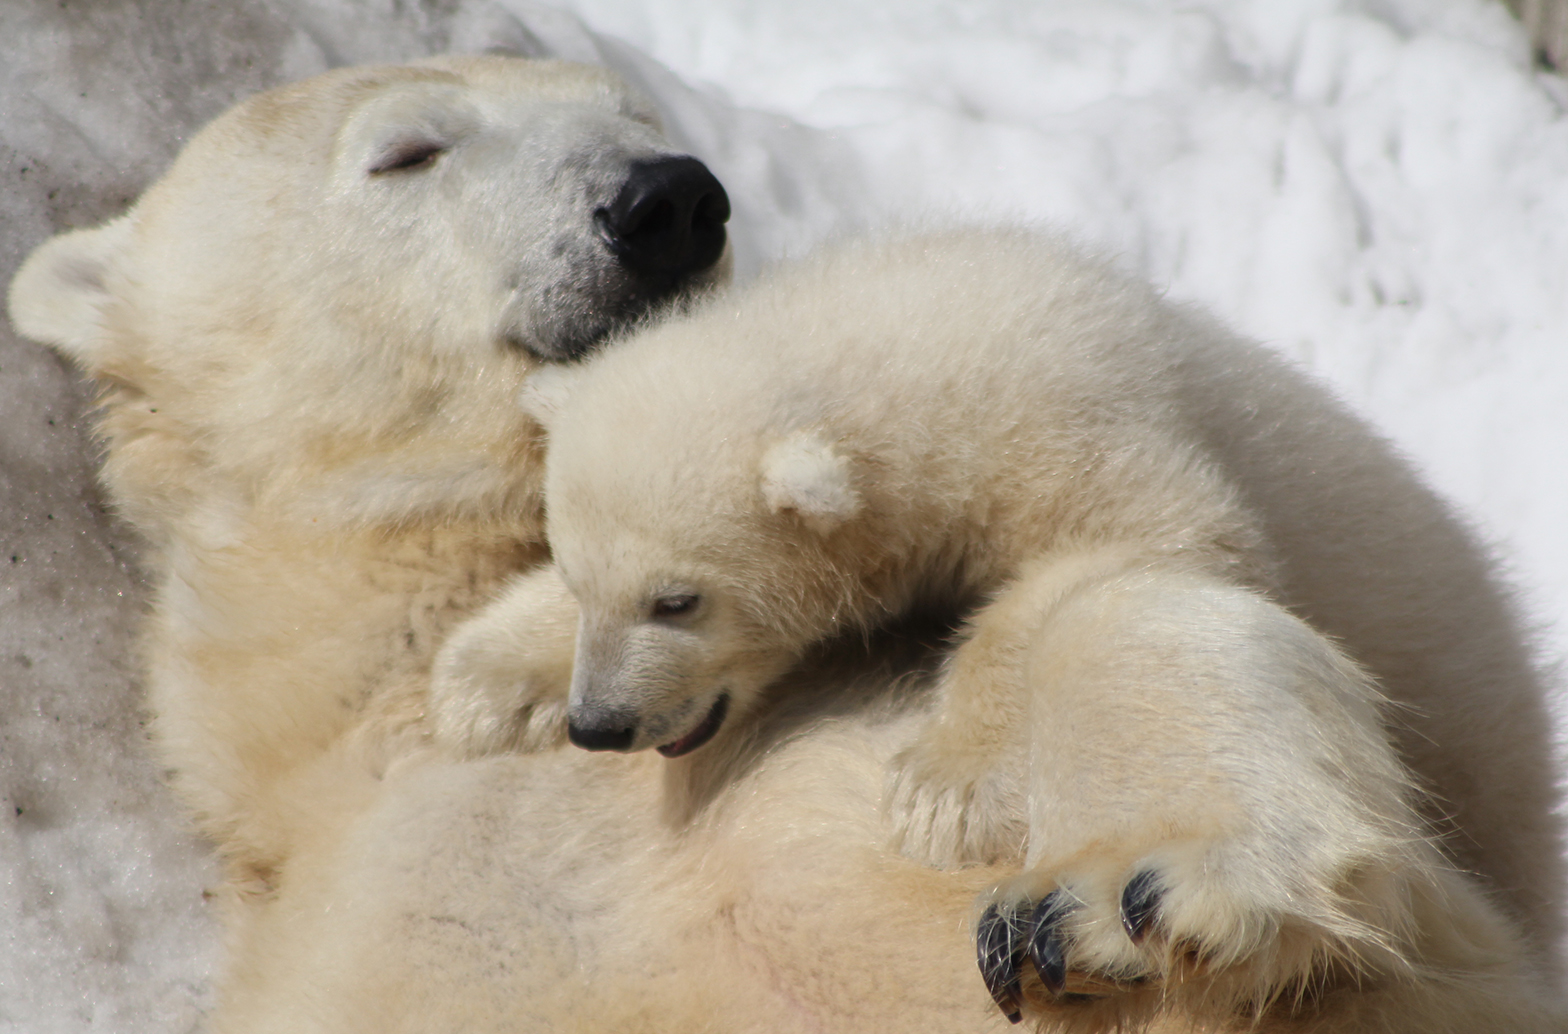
[3,53,1005,1032]
[436,230,1568,1030]
[6,52,1561,1034]
[4,52,763,1013]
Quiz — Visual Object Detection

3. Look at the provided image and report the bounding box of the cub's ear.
[517,364,582,432]
[7,217,135,368]
[761,430,861,534]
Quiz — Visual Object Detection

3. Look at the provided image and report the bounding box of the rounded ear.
[517,364,582,432]
[761,430,862,534]
[7,216,136,368]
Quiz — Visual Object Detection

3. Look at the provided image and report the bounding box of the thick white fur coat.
[443,230,1568,1029]
[8,54,1564,1033]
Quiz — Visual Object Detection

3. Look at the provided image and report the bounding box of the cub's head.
[7,55,730,532]
[526,364,868,758]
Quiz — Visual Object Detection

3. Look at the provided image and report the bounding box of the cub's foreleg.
[888,554,1543,1027]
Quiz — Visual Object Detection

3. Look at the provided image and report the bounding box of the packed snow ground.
[0,1,1564,1030]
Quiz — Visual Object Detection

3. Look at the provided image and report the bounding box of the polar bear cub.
[435,228,1564,1023]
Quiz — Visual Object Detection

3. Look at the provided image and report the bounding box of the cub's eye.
[651,593,700,619]
[368,140,447,175]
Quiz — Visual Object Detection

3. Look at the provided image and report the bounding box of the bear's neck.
[143,505,545,884]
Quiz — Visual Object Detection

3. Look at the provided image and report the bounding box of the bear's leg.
[428,563,578,757]
[886,546,1166,867]
[888,555,1557,1029]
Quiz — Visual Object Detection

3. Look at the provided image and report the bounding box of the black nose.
[595,156,730,280]
[567,711,638,752]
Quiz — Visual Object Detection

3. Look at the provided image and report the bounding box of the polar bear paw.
[970,846,1414,1026]
[427,566,579,758]
[429,657,570,757]
[884,733,1026,868]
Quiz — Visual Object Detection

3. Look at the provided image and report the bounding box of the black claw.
[977,903,1026,1023]
[1025,891,1074,994]
[1119,871,1163,944]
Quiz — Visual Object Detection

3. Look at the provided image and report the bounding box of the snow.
[0,1,1563,1030]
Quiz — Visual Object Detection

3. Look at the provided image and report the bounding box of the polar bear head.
[522,348,876,759]
[8,55,730,533]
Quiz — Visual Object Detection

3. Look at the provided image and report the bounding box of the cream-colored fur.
[438,229,1567,1029]
[5,53,734,1010]
[9,52,1563,1029]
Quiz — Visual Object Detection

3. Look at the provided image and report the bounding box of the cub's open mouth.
[656,693,729,758]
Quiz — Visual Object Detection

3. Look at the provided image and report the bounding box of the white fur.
[441,229,1568,1028]
[2,56,802,1034]
[516,363,583,427]
[7,216,135,362]
[12,52,1564,1027]
[762,430,863,531]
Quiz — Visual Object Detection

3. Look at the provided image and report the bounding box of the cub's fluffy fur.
[439,229,1567,1030]
[10,49,1563,1028]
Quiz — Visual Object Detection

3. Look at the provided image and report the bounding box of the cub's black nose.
[567,713,638,752]
[596,156,730,279]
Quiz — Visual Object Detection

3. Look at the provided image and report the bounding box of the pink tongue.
[656,694,728,758]
[656,727,703,758]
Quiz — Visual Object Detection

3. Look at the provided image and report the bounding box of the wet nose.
[567,707,639,752]
[595,156,730,280]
